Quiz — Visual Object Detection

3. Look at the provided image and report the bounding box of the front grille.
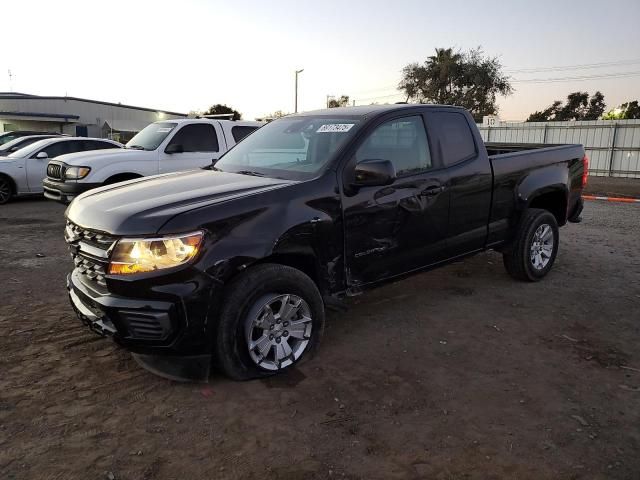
[47,163,65,180]
[65,221,118,287]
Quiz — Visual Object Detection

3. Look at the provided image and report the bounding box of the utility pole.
[8,70,13,92]
[294,69,304,113]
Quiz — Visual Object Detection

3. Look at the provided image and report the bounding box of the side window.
[231,126,258,143]
[96,141,119,150]
[67,140,87,154]
[429,112,476,166]
[83,140,117,150]
[38,141,71,159]
[167,124,219,152]
[355,115,432,176]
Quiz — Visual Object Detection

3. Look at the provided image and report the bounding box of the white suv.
[43,119,262,204]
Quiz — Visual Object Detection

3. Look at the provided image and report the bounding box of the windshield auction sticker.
[317,123,355,133]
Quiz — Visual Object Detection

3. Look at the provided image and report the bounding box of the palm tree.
[426,48,462,102]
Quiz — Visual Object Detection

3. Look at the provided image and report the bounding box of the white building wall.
[0,95,187,140]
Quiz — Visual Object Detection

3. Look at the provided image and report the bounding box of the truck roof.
[297,103,466,118]
[164,118,262,127]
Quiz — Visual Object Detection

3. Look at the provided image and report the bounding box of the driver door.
[159,123,222,173]
[342,114,450,286]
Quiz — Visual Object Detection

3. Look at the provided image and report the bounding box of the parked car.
[0,137,122,204]
[0,130,63,146]
[42,119,262,204]
[63,104,587,381]
[0,134,64,156]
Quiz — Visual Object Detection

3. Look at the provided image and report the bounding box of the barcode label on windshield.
[317,124,354,133]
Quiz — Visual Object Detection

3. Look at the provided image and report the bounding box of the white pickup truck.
[43,118,262,204]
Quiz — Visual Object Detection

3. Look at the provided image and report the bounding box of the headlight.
[108,231,203,275]
[65,166,91,179]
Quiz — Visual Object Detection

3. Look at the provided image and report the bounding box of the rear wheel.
[0,176,13,204]
[503,208,559,282]
[215,263,325,380]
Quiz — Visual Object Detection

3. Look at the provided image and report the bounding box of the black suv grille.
[47,163,65,180]
[65,221,118,287]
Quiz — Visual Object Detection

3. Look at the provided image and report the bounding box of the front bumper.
[67,268,219,380]
[43,178,101,204]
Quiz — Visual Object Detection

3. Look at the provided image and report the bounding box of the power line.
[512,70,640,84]
[506,58,640,74]
[352,92,405,104]
[345,58,640,103]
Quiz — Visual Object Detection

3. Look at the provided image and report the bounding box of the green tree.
[204,104,242,120]
[527,101,563,122]
[584,91,606,120]
[603,100,640,120]
[527,91,606,121]
[328,95,350,108]
[398,47,512,121]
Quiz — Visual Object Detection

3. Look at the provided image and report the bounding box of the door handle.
[421,185,444,196]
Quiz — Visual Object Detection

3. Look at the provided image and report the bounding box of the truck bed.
[485,142,586,245]
[485,142,578,156]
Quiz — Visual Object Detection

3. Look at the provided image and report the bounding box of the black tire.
[0,176,13,204]
[214,263,325,380]
[502,208,559,282]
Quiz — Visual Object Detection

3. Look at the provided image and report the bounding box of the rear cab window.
[427,111,477,166]
[231,125,259,143]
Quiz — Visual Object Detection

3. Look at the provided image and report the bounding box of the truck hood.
[56,148,147,165]
[66,169,295,235]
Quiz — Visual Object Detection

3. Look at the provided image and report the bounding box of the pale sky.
[3,0,640,121]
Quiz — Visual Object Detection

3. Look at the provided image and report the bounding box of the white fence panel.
[478,119,640,178]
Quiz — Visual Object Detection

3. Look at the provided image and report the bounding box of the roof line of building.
[0,92,188,117]
[0,111,80,120]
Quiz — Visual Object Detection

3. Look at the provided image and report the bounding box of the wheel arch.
[0,172,16,194]
[104,172,143,185]
[527,188,569,226]
[253,252,321,290]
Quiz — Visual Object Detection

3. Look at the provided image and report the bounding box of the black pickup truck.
[64,104,587,380]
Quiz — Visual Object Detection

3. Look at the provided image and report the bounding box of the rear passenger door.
[342,114,450,285]
[159,123,223,173]
[424,110,493,257]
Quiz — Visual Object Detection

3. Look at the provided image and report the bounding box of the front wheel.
[0,177,12,204]
[503,208,559,282]
[215,264,325,380]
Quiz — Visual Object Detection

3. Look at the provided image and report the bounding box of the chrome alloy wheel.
[530,223,554,270]
[244,294,313,371]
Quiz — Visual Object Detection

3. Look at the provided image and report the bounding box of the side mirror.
[165,143,184,154]
[352,159,396,187]
[36,151,48,160]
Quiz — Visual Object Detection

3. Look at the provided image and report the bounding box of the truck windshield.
[126,122,177,151]
[214,116,361,180]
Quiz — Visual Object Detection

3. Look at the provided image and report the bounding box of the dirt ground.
[1,197,639,480]
[584,177,640,198]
